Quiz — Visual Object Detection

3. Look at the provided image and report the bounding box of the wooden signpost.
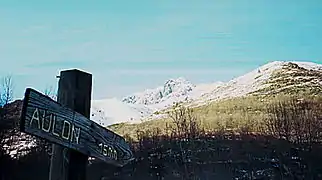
[19,69,134,180]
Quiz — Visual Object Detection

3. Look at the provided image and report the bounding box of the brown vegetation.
[1,73,322,179]
[103,97,322,179]
[265,96,322,144]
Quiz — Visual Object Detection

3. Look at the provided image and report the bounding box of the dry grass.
[109,63,322,140]
[109,92,322,140]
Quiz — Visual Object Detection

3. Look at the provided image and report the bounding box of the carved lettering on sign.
[99,143,118,160]
[30,108,41,129]
[71,125,80,144]
[62,120,71,140]
[29,108,81,144]
[41,112,52,132]
[52,115,60,137]
[21,88,134,166]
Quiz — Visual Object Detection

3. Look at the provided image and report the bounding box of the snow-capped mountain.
[190,61,285,106]
[91,98,154,126]
[3,60,322,159]
[122,77,195,105]
[90,77,207,125]
[91,61,322,126]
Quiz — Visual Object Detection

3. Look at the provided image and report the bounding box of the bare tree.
[167,103,201,179]
[0,75,14,106]
[266,100,293,141]
[266,96,322,145]
[0,75,15,157]
[167,103,200,139]
[44,85,56,100]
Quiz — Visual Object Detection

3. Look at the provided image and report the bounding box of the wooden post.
[19,69,133,179]
[49,69,92,180]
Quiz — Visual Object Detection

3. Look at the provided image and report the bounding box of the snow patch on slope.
[91,98,154,125]
[122,77,195,105]
[193,61,284,104]
[91,77,222,125]
[290,61,322,70]
[3,132,37,158]
[90,61,322,126]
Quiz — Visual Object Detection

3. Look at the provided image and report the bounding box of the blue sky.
[0,0,321,100]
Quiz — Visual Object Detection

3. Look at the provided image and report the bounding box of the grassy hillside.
[109,93,322,140]
[108,62,322,140]
[251,62,322,95]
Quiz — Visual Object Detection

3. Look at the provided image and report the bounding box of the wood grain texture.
[20,88,134,167]
[51,69,92,180]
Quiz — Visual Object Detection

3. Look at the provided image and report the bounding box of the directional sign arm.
[20,88,134,167]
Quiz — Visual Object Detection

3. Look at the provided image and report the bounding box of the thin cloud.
[22,24,49,33]
[140,14,196,34]
[24,60,88,68]
[198,32,233,40]
[111,68,246,75]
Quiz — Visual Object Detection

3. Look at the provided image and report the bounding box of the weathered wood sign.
[20,88,134,167]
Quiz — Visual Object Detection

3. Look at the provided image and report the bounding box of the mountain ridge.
[122,77,195,105]
[2,60,322,158]
[90,60,322,126]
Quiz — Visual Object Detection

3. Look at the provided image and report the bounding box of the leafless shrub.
[44,85,57,100]
[0,75,14,106]
[0,75,15,156]
[167,104,201,139]
[266,96,322,145]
